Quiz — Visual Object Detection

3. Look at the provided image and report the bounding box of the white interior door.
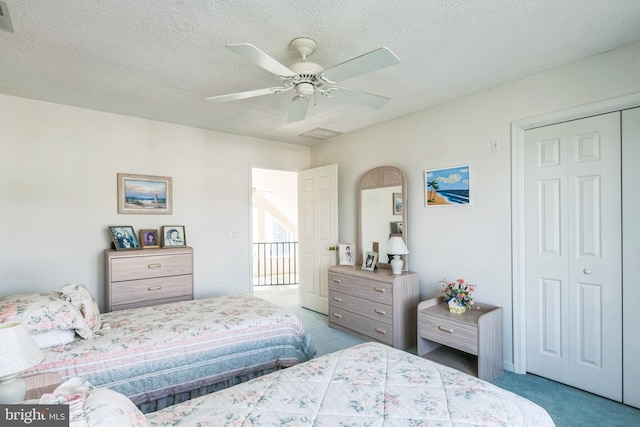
[524,112,622,400]
[298,164,338,314]
[622,107,640,408]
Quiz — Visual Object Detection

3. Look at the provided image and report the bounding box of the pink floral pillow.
[60,284,102,332]
[0,292,93,339]
[40,377,150,427]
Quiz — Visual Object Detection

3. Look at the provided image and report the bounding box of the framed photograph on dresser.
[140,229,160,248]
[162,226,186,248]
[362,251,378,271]
[108,226,142,251]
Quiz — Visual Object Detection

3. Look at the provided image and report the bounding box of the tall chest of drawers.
[328,265,419,349]
[105,247,193,312]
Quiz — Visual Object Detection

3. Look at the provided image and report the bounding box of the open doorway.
[251,167,299,307]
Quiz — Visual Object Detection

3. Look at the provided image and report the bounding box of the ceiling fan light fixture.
[295,82,314,97]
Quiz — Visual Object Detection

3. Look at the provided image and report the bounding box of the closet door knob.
[583,268,592,275]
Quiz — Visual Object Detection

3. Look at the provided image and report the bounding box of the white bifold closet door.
[622,107,640,409]
[524,112,622,401]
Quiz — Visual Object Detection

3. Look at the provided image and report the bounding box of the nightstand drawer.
[329,306,393,345]
[419,314,478,355]
[111,274,192,307]
[330,290,393,325]
[328,273,392,305]
[110,253,192,282]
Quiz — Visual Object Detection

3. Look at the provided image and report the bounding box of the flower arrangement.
[440,278,475,309]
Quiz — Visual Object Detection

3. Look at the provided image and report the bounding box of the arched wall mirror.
[356,166,408,270]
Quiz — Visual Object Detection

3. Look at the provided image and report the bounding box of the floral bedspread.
[146,342,555,426]
[24,294,316,405]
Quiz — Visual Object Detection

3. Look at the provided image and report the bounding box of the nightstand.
[23,373,61,400]
[417,298,503,381]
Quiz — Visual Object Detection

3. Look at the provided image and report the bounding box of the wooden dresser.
[105,247,193,312]
[328,265,419,349]
[417,298,503,381]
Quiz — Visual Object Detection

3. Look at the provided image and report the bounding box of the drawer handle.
[438,325,454,333]
[333,313,343,319]
[148,286,162,291]
[373,287,386,293]
[375,327,387,334]
[374,309,386,315]
[148,263,162,269]
[333,297,343,302]
[331,278,341,283]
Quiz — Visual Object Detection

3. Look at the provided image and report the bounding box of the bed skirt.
[137,367,279,413]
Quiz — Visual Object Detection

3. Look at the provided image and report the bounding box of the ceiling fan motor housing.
[290,61,324,96]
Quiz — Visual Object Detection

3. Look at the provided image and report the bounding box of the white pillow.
[40,378,150,427]
[32,328,76,348]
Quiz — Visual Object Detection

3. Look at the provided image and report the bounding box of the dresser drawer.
[110,254,192,282]
[329,306,393,345]
[110,275,193,307]
[328,272,392,305]
[419,313,478,355]
[329,290,393,325]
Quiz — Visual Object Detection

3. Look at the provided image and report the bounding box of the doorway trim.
[511,92,640,374]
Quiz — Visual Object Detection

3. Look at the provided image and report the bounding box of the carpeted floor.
[254,285,640,426]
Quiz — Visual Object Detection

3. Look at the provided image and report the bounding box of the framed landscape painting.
[424,165,470,207]
[117,173,172,214]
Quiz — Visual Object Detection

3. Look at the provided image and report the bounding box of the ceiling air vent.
[0,1,14,32]
[299,128,342,141]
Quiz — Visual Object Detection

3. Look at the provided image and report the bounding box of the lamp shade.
[0,322,45,377]
[387,236,409,255]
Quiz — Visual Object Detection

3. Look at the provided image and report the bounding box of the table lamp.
[0,322,45,403]
[387,236,409,275]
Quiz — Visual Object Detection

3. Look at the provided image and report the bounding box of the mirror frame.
[356,166,408,270]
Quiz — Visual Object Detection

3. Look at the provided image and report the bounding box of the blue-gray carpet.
[255,287,640,426]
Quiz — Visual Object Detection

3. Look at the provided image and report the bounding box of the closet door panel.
[622,107,640,409]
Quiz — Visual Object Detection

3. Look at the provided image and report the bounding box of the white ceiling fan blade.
[320,47,399,83]
[287,95,310,122]
[328,87,390,109]
[206,86,291,103]
[226,43,298,78]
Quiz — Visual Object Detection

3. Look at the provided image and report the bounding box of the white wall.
[311,42,640,367]
[0,95,311,309]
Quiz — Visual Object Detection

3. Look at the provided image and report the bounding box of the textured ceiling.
[1,1,640,146]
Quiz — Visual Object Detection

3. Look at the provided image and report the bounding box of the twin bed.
[1,287,555,425]
[41,342,555,426]
[0,290,315,411]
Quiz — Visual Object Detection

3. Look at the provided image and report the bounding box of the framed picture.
[393,192,403,215]
[162,225,186,248]
[339,243,355,266]
[390,221,403,234]
[362,251,378,271]
[424,165,470,207]
[117,173,173,215]
[108,226,142,251]
[140,229,160,248]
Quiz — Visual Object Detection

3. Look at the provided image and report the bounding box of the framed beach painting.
[117,173,172,214]
[424,165,470,207]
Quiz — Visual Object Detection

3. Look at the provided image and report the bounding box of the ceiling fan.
[206,37,400,122]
